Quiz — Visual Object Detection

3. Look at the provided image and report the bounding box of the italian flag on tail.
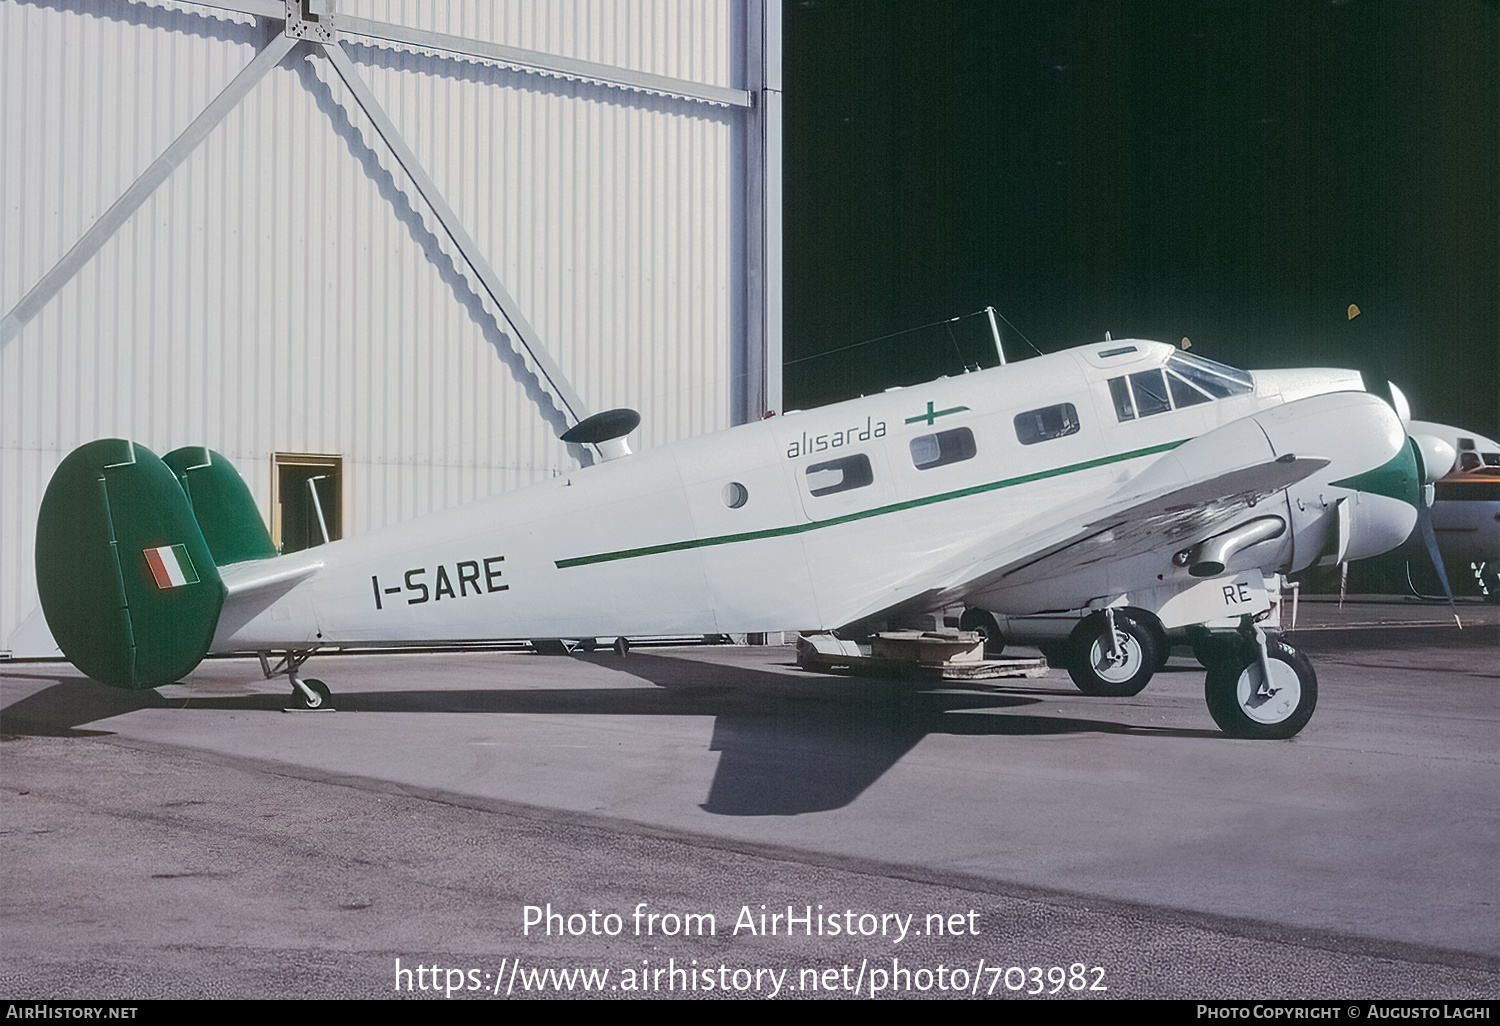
[144,544,200,589]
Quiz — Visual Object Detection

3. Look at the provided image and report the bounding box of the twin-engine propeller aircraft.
[36,338,1431,739]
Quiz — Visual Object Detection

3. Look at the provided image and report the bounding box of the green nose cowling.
[1330,436,1424,511]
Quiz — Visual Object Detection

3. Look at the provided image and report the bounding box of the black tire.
[296,678,331,710]
[1149,625,1171,670]
[1121,606,1170,671]
[1192,630,1235,669]
[1037,640,1071,668]
[959,607,1005,656]
[1203,637,1317,739]
[1065,611,1158,696]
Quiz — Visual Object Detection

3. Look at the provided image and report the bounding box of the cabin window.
[910,427,977,469]
[722,482,749,509]
[1014,404,1081,445]
[806,454,874,497]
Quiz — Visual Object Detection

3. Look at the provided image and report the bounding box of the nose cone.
[1411,433,1458,483]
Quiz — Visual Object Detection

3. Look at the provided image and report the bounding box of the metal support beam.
[163,0,285,17]
[319,41,590,427]
[741,0,783,420]
[0,32,298,350]
[338,16,751,109]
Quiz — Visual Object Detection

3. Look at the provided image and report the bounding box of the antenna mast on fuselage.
[985,305,1007,366]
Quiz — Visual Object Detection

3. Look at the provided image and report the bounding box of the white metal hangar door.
[0,0,783,654]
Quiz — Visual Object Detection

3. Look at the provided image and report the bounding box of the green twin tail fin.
[161,446,278,565]
[35,440,229,689]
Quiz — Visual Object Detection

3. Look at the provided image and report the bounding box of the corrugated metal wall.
[0,0,764,653]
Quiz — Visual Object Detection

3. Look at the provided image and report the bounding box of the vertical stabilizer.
[35,440,226,689]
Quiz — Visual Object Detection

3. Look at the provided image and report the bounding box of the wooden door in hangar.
[273,454,342,554]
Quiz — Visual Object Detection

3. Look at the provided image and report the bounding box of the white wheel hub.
[1088,632,1142,684]
[1235,658,1302,724]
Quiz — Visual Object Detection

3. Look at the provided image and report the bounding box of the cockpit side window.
[1109,377,1135,421]
[1166,370,1213,408]
[1129,369,1172,416]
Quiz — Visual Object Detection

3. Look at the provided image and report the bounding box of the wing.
[839,455,1327,628]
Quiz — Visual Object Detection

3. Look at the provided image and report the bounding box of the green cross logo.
[905,401,970,426]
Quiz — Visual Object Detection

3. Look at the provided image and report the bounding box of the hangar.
[0,0,783,654]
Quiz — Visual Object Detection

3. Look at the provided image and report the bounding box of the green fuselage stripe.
[555,439,1188,569]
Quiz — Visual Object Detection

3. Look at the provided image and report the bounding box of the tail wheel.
[1066,611,1157,697]
[295,678,331,710]
[1203,638,1317,739]
[959,607,1005,656]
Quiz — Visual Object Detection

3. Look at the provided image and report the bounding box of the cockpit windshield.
[1109,352,1255,422]
[1164,351,1255,400]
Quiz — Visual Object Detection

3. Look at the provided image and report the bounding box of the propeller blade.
[1415,503,1462,628]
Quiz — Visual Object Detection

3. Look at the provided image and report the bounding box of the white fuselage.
[211,340,1404,649]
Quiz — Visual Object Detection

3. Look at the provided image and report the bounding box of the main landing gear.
[1064,609,1158,697]
[259,650,333,710]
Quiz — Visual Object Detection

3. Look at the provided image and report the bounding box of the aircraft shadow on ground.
[0,654,1216,816]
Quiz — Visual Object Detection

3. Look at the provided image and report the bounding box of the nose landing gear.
[1202,628,1316,739]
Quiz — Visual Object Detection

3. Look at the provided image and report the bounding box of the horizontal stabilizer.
[219,558,323,597]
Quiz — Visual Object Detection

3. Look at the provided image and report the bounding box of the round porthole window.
[722,482,749,509]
